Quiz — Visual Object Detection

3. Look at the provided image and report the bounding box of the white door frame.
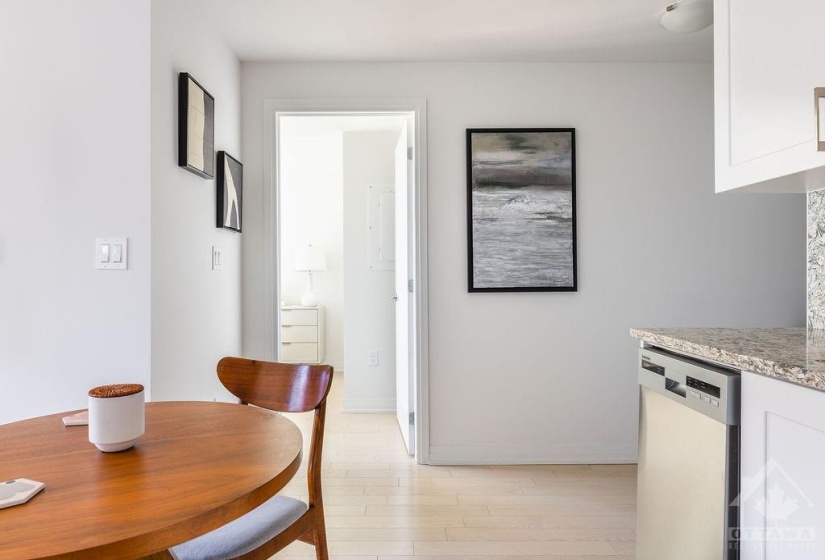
[262,98,430,463]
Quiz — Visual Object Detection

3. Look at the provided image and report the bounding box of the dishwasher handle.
[665,377,687,398]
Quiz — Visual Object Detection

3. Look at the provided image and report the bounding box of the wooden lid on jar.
[88,384,144,398]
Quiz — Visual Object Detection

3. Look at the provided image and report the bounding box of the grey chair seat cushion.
[170,495,308,560]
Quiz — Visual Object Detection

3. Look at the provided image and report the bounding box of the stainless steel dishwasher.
[637,346,740,560]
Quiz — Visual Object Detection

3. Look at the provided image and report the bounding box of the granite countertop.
[630,327,825,392]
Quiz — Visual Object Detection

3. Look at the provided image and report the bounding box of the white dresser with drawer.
[280,305,325,364]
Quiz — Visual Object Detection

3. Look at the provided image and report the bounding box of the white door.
[394,125,414,455]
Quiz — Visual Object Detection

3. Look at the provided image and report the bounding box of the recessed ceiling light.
[660,0,714,34]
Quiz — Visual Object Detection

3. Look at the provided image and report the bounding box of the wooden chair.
[169,357,334,560]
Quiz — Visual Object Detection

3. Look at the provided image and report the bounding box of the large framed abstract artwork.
[178,72,215,179]
[216,151,243,232]
[466,128,577,292]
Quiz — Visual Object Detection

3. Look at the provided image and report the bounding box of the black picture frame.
[216,151,243,232]
[467,128,577,292]
[178,72,215,178]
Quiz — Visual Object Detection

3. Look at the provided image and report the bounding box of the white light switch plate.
[95,238,127,270]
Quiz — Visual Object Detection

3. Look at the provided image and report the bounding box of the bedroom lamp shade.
[295,245,326,307]
[294,245,327,272]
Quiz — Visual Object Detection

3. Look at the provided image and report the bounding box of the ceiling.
[192,0,713,63]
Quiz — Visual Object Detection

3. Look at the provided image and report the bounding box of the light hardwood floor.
[280,373,637,559]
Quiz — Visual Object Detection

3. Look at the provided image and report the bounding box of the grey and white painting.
[468,129,576,291]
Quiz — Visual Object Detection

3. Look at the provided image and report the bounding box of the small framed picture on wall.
[216,151,243,232]
[178,72,215,178]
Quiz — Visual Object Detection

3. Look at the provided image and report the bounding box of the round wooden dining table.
[0,401,303,560]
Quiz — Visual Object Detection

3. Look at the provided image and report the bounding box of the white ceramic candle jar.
[88,384,145,452]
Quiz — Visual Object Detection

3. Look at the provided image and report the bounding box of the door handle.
[391,294,399,301]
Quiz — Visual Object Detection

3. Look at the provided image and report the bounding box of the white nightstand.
[280,305,325,364]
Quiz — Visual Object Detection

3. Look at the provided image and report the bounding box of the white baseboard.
[325,359,344,371]
[427,443,637,465]
[342,397,396,413]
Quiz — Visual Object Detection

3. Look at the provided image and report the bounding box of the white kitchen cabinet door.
[740,372,825,559]
[715,0,825,193]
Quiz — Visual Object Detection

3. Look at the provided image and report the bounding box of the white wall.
[0,1,152,424]
[279,122,345,369]
[150,1,242,401]
[242,62,805,463]
[342,131,400,411]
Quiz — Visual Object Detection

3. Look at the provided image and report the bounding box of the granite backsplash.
[809,189,825,329]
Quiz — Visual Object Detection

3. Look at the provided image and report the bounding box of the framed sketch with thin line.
[216,151,243,232]
[467,128,577,292]
[178,72,215,178]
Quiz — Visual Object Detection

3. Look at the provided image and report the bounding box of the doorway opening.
[263,100,428,463]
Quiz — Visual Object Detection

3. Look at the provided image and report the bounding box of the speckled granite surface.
[630,327,825,392]
[809,190,825,329]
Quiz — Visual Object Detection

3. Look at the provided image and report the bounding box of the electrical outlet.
[212,246,224,271]
[368,351,379,367]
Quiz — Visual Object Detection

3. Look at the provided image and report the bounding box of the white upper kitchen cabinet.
[714,0,825,193]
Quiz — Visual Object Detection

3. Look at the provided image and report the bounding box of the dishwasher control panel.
[686,376,721,398]
[687,376,720,406]
[686,376,722,407]
[638,346,740,425]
